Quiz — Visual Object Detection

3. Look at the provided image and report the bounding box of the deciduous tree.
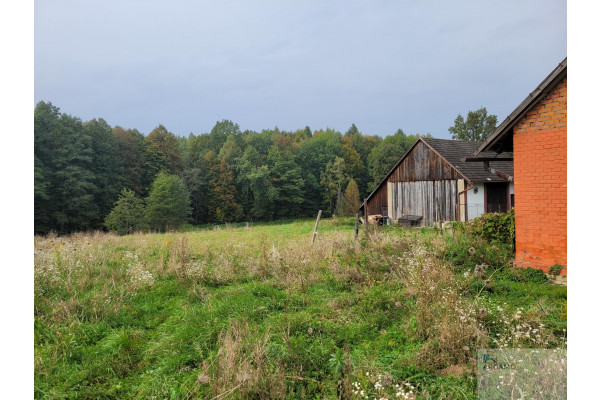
[267,147,305,219]
[449,107,497,141]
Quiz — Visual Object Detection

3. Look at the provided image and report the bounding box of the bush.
[469,209,515,246]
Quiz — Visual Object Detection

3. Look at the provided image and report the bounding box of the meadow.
[34,218,566,399]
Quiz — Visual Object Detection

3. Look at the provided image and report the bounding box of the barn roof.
[361,138,513,208]
[475,57,567,154]
[421,138,513,182]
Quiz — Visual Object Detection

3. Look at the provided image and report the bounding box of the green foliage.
[85,118,124,223]
[143,124,184,189]
[297,128,343,210]
[320,156,349,215]
[267,147,305,219]
[182,167,209,225]
[204,151,243,223]
[507,267,549,284]
[345,125,379,198]
[145,171,191,231]
[469,209,515,246]
[549,264,563,276]
[34,101,120,233]
[449,107,497,141]
[105,189,146,235]
[247,165,277,220]
[113,126,146,196]
[443,235,514,272]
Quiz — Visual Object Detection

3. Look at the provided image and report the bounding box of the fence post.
[363,198,369,239]
[311,210,322,244]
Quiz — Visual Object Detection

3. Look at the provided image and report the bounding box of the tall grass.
[34,219,566,399]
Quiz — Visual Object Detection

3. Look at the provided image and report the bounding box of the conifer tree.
[344,178,361,216]
[145,171,191,231]
[105,188,146,235]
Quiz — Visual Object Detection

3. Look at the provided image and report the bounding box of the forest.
[34,101,428,235]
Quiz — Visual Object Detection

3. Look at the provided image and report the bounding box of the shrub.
[469,209,515,246]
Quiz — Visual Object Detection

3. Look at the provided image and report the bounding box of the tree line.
[38,101,482,234]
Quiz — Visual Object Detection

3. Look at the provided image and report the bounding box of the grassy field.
[34,218,566,399]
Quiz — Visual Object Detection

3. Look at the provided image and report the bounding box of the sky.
[35,0,566,138]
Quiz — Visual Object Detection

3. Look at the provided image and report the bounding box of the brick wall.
[512,76,567,274]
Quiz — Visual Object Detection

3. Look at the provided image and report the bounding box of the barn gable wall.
[388,141,461,182]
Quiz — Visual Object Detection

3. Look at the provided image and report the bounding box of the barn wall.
[390,180,457,225]
[388,141,460,182]
[365,181,387,216]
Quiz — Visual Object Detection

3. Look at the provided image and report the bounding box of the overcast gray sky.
[34,0,566,138]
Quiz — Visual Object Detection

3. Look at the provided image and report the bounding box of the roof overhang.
[475,57,567,155]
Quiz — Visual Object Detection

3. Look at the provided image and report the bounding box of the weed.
[549,264,564,276]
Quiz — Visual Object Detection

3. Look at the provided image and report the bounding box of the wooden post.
[311,210,322,244]
[435,198,443,234]
[354,212,360,239]
[363,198,369,239]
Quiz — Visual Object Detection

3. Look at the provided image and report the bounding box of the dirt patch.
[437,363,472,377]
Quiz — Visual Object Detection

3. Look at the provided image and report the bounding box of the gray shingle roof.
[421,138,513,182]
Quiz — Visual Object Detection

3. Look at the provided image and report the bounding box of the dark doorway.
[485,183,509,213]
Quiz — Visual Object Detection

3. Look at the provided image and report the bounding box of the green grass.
[34,219,566,399]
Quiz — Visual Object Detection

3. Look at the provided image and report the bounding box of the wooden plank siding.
[365,141,461,225]
[388,141,461,182]
[365,181,387,216]
[390,180,457,225]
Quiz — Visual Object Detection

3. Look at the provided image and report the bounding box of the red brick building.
[476,58,567,275]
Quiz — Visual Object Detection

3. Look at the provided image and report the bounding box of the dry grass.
[395,242,488,369]
[195,319,286,399]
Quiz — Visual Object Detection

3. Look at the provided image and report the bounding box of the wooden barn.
[475,58,566,274]
[361,138,514,226]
